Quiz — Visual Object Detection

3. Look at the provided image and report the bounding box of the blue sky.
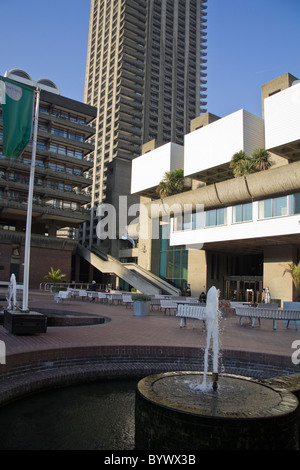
[1,0,299,119]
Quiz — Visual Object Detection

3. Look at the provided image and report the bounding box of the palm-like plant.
[44,267,66,285]
[251,148,272,172]
[230,148,272,177]
[283,262,300,300]
[156,169,186,198]
[230,151,253,177]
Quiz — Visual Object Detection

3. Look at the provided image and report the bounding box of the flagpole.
[22,88,40,312]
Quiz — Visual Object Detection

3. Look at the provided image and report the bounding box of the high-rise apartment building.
[0,69,96,287]
[83,0,208,251]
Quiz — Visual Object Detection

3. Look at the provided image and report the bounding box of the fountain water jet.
[135,286,299,450]
[7,274,18,311]
[193,285,220,391]
[4,274,47,335]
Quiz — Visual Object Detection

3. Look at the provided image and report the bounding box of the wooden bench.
[176,304,206,328]
[235,306,300,330]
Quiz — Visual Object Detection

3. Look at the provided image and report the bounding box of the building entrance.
[224,276,263,303]
[223,252,264,303]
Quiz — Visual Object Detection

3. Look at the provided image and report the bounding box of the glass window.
[232,205,242,223]
[259,197,288,218]
[192,210,205,229]
[232,203,252,223]
[206,208,226,227]
[217,208,226,225]
[174,250,181,278]
[182,214,192,231]
[243,203,252,221]
[290,194,300,215]
[258,199,272,219]
[173,216,182,232]
[159,224,188,291]
[273,196,287,217]
[159,251,167,278]
[206,209,216,227]
[36,141,46,150]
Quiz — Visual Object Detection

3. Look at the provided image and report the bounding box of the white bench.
[160,299,178,315]
[56,291,71,303]
[283,302,300,329]
[176,304,206,328]
[122,294,133,308]
[97,292,108,302]
[235,306,300,330]
[87,291,98,301]
[108,293,123,304]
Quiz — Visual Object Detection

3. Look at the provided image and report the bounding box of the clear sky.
[1,0,299,119]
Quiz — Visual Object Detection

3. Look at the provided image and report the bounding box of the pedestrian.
[264,286,271,303]
[88,280,97,301]
[185,284,191,297]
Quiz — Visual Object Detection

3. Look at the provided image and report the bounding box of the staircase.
[77,245,180,296]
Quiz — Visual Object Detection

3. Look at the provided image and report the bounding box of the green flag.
[1,77,34,158]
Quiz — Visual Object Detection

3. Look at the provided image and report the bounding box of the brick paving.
[0,290,299,359]
[0,289,300,408]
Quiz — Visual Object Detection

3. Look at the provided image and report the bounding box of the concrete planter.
[133,300,150,316]
[4,309,47,335]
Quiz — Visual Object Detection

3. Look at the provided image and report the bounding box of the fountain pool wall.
[1,346,300,450]
[135,371,299,450]
[1,345,300,407]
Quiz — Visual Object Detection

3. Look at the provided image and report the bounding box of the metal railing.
[39,282,107,291]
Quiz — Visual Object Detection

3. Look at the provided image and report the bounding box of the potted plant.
[283,262,300,301]
[156,169,189,198]
[44,267,67,298]
[132,293,151,316]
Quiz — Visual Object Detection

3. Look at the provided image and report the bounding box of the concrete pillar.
[187,249,207,298]
[263,245,296,306]
[137,196,153,271]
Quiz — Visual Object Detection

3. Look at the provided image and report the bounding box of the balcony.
[131,142,184,197]
[184,109,264,184]
[0,195,90,225]
[0,156,92,188]
[264,81,300,162]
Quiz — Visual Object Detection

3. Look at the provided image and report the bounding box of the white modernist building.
[131,74,300,305]
[184,109,264,183]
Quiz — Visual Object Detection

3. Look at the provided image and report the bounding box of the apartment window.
[232,203,252,223]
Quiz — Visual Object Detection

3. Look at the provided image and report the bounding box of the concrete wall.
[184,109,264,178]
[263,245,296,306]
[131,143,184,195]
[265,81,300,150]
[187,249,207,297]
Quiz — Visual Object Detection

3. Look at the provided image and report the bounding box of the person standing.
[185,284,191,297]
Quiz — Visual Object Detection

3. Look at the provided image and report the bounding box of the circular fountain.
[135,287,299,450]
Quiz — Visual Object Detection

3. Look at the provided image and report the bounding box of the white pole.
[22,88,40,312]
